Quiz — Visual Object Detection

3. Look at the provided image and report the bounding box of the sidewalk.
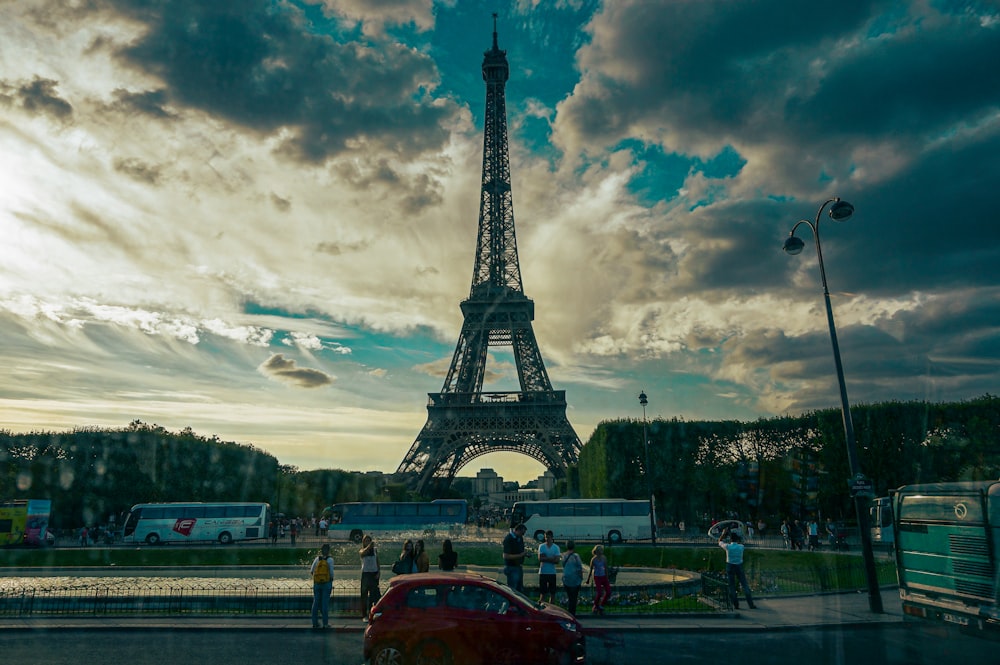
[0,590,902,633]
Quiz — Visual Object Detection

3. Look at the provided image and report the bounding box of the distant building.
[502,487,547,504]
[523,470,556,494]
[472,468,504,496]
[464,468,553,511]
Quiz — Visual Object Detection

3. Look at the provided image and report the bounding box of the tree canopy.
[575,395,1000,528]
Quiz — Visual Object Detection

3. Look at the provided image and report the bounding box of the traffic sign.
[849,473,875,498]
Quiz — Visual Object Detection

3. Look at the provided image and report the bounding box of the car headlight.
[558,620,578,632]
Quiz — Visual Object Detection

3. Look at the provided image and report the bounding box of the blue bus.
[327,499,468,543]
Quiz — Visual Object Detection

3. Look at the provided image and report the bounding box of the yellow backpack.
[312,557,331,583]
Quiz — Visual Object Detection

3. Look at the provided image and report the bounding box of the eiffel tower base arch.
[396,391,581,494]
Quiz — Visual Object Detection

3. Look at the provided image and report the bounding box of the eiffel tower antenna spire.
[395,18,582,493]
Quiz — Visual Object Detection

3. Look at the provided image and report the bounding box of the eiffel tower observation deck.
[396,17,582,494]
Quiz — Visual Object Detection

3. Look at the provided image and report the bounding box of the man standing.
[719,527,756,610]
[502,523,530,592]
[537,530,560,604]
[790,519,805,550]
[807,518,820,551]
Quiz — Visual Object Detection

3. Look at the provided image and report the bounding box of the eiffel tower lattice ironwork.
[396,19,582,493]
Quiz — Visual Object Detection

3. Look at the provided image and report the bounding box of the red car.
[363,571,586,665]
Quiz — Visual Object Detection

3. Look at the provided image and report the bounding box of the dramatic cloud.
[0,1,997,481]
[258,353,334,388]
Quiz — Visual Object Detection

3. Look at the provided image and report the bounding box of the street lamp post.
[783,197,883,613]
[638,391,656,545]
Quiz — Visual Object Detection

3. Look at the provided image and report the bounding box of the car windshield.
[504,585,544,611]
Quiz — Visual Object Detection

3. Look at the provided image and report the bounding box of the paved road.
[586,622,994,664]
[2,622,993,664]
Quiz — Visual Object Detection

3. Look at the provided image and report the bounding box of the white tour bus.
[121,502,272,545]
[510,499,653,544]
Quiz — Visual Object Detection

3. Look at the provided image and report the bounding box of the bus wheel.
[533,530,546,543]
[145,533,161,546]
[218,532,233,545]
[350,529,364,544]
[607,530,623,544]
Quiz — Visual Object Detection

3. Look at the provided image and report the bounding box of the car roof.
[385,571,499,590]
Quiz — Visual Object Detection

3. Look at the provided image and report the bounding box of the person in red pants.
[586,545,611,614]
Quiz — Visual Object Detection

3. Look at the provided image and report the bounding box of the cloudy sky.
[1,0,997,483]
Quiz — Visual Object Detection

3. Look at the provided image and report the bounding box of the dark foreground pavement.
[0,588,901,633]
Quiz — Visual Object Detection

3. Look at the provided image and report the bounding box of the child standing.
[585,545,611,615]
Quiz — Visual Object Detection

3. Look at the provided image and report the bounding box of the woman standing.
[414,539,430,573]
[561,540,583,616]
[438,539,458,571]
[585,544,611,615]
[359,534,380,620]
[394,539,417,575]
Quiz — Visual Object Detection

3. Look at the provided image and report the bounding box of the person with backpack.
[561,540,584,616]
[309,543,335,629]
[392,540,417,575]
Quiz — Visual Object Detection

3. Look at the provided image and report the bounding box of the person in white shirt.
[537,530,561,603]
[719,527,756,610]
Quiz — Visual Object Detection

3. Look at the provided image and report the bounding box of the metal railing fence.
[0,559,896,617]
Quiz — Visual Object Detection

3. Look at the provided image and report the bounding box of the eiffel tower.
[396,18,582,494]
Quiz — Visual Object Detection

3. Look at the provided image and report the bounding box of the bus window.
[622,502,648,516]
[601,503,623,517]
[205,506,226,518]
[899,494,984,524]
[355,504,378,517]
[532,504,549,517]
[575,504,600,517]
[549,503,573,517]
[418,504,440,517]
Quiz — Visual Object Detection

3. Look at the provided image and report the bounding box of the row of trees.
[3,396,997,530]
[572,395,1000,527]
[0,420,386,530]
